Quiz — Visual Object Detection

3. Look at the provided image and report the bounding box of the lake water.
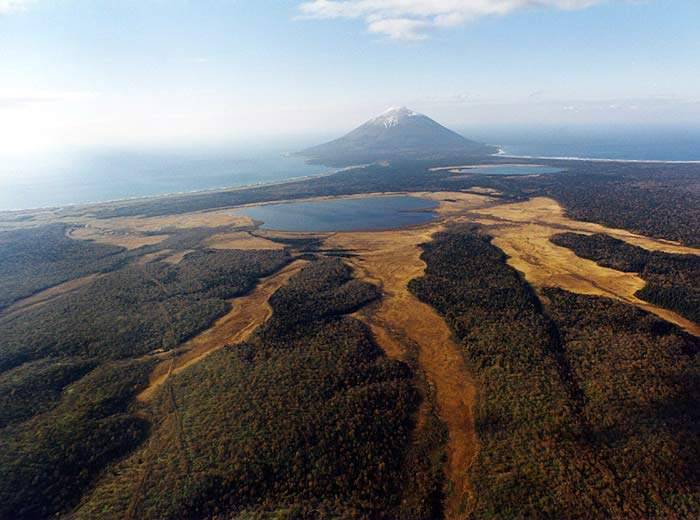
[454,165,564,175]
[232,196,438,232]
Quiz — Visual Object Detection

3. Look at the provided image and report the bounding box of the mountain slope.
[300,107,495,166]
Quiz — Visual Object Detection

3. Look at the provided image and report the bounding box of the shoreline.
[3,147,700,216]
[0,162,373,216]
[493,147,700,164]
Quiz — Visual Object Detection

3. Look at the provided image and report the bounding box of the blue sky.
[1,0,699,154]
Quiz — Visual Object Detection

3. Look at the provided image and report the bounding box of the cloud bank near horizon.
[298,0,611,40]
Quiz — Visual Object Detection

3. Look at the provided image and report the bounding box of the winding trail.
[327,226,479,518]
[137,259,307,402]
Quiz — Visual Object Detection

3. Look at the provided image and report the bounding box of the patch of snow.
[369,106,423,128]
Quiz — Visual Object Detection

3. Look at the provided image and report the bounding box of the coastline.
[493,146,700,164]
[3,146,700,217]
[0,162,372,215]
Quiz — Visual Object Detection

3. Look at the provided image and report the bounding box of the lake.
[232,195,438,232]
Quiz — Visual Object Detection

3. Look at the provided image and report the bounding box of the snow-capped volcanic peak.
[370,106,421,128]
[299,105,495,164]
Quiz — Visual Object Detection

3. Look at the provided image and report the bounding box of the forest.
[410,225,699,517]
[0,238,291,519]
[552,232,700,322]
[0,224,125,310]
[0,359,155,519]
[536,161,700,247]
[90,157,700,247]
[0,248,289,372]
[75,258,443,519]
[0,157,698,519]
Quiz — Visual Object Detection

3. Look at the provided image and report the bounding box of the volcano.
[299,107,495,165]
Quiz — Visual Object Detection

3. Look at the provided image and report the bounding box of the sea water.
[0,146,328,212]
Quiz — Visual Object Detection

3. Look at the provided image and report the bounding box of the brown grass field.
[203,230,284,251]
[68,226,169,250]
[6,188,699,518]
[136,259,307,402]
[469,197,700,336]
[326,224,480,518]
[1,273,101,319]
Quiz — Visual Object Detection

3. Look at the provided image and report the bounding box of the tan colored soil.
[470,197,700,336]
[327,226,478,518]
[1,273,100,319]
[68,226,168,250]
[136,260,306,402]
[408,191,496,216]
[203,231,284,251]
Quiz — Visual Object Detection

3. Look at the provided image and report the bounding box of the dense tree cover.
[534,161,700,246]
[76,258,434,519]
[0,247,294,519]
[0,359,155,519]
[410,226,700,517]
[543,287,700,518]
[92,159,517,219]
[92,158,700,246]
[259,258,380,339]
[0,224,125,309]
[0,357,96,428]
[552,232,700,322]
[0,249,289,372]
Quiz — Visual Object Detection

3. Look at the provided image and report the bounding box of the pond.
[232,195,438,232]
[453,164,564,176]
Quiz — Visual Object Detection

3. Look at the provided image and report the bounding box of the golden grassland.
[468,197,700,336]
[136,259,307,403]
[326,225,479,518]
[1,273,102,319]
[4,189,698,519]
[203,231,284,251]
[65,210,256,249]
[134,249,196,265]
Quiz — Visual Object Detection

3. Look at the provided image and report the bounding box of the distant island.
[298,106,497,166]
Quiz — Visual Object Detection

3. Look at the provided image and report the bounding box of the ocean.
[0,146,328,212]
[465,126,700,162]
[2,127,698,212]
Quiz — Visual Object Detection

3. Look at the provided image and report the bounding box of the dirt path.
[469,197,700,336]
[1,273,101,320]
[326,226,479,519]
[136,259,307,402]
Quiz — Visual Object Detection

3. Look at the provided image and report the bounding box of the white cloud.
[298,0,609,40]
[367,16,428,40]
[0,0,34,14]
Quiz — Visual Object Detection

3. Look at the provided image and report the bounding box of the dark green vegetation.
[552,232,700,323]
[0,357,97,428]
[0,359,155,519]
[0,224,125,309]
[0,231,292,519]
[92,158,700,247]
[1,156,698,518]
[76,258,443,519]
[0,249,289,372]
[410,226,700,518]
[534,161,700,246]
